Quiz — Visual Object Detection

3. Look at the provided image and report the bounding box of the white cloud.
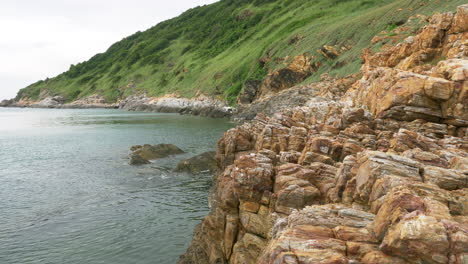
[0,0,218,100]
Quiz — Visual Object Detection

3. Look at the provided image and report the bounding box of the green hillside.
[16,0,466,105]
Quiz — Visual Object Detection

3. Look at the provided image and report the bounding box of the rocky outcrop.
[30,96,66,108]
[5,94,117,109]
[180,5,468,264]
[174,151,217,174]
[346,4,468,125]
[256,55,315,99]
[0,99,13,107]
[62,95,118,109]
[4,94,231,117]
[181,104,468,264]
[129,144,185,165]
[238,80,262,105]
[235,74,358,121]
[119,94,234,118]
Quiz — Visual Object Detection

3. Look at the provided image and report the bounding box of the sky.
[0,0,218,101]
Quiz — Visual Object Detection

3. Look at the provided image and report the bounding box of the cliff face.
[180,5,468,264]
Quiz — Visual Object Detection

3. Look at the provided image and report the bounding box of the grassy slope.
[17,0,466,105]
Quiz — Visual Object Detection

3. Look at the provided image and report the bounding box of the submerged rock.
[174,151,217,174]
[129,144,185,165]
[129,153,151,165]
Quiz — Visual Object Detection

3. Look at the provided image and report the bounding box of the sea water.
[0,108,234,264]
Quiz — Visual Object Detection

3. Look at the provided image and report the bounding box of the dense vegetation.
[17,0,466,104]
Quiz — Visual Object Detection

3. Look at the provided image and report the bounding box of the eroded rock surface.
[180,5,468,264]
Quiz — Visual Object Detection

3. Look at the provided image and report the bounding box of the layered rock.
[181,5,468,264]
[256,55,314,99]
[346,4,468,125]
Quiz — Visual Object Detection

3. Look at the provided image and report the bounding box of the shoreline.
[0,94,236,118]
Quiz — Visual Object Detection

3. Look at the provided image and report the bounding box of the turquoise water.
[0,108,234,264]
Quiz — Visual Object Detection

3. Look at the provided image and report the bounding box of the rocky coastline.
[180,5,468,264]
[1,4,467,264]
[1,94,234,118]
[119,94,234,118]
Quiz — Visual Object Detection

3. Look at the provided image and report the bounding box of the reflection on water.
[0,108,234,264]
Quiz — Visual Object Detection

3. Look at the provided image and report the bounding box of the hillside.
[15,0,466,105]
[180,3,468,264]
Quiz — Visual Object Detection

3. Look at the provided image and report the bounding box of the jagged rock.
[274,164,321,214]
[345,5,468,124]
[423,166,467,190]
[257,55,314,98]
[381,214,450,263]
[238,80,262,105]
[174,151,217,174]
[181,5,468,264]
[258,205,375,264]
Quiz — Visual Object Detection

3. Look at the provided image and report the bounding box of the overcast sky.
[0,0,218,101]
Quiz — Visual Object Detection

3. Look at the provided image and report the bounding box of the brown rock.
[381,214,450,263]
[174,151,217,174]
[423,166,467,190]
[130,143,184,161]
[180,5,468,263]
[257,55,314,98]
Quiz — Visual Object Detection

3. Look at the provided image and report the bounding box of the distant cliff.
[12,0,466,109]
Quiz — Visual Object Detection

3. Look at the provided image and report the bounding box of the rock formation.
[180,5,468,264]
[30,96,66,108]
[119,94,234,118]
[2,93,232,118]
[174,151,218,174]
[61,95,118,109]
[0,99,14,107]
[129,144,185,165]
[256,55,315,99]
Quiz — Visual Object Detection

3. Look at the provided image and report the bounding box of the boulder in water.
[129,153,150,165]
[174,151,217,174]
[129,144,185,165]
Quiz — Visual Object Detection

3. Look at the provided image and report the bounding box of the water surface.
[0,108,234,264]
